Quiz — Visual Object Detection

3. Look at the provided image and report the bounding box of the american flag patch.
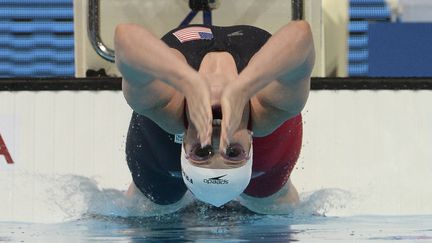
[173,27,213,43]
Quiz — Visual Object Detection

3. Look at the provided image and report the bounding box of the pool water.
[1,174,432,242]
[1,209,432,242]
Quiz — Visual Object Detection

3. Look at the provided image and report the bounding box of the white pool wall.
[1,90,431,222]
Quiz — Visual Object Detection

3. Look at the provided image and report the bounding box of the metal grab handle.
[88,0,115,63]
[292,0,304,20]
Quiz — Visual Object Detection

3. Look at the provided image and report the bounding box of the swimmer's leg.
[238,179,299,214]
[125,113,189,215]
[125,181,188,215]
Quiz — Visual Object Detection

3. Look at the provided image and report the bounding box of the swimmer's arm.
[239,21,315,135]
[114,24,200,134]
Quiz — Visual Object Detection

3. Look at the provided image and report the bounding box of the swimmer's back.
[161,24,272,72]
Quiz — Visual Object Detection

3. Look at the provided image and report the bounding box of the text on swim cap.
[182,170,193,184]
[203,175,229,184]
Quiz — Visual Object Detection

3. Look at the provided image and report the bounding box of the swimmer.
[114,21,315,214]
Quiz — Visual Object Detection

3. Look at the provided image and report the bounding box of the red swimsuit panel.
[244,114,303,197]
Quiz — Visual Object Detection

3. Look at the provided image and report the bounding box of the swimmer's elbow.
[114,23,138,42]
[115,23,151,45]
[281,21,314,57]
[114,24,130,66]
[280,21,315,76]
[114,24,130,49]
[296,20,312,33]
[114,24,143,58]
[290,20,313,42]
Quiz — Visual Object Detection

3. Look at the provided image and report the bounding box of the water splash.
[297,188,353,216]
[1,172,352,223]
[46,174,195,219]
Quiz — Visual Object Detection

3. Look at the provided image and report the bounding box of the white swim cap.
[180,144,253,207]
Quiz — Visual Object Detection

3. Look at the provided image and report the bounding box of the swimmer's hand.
[182,74,213,146]
[220,82,249,151]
